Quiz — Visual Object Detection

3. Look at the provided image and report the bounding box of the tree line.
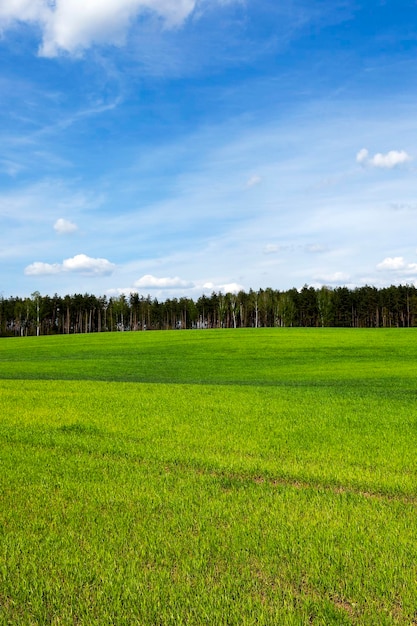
[1,284,416,337]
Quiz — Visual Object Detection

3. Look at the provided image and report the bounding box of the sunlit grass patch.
[1,329,417,623]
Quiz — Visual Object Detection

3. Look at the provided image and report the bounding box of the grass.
[1,328,417,624]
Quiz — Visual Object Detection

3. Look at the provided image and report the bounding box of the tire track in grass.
[203,468,417,505]
[3,424,417,504]
[145,457,414,504]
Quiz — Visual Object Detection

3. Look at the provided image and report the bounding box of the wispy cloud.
[313,271,350,285]
[263,244,280,255]
[245,175,262,188]
[0,0,238,57]
[304,244,326,254]
[4,1,417,299]
[0,158,24,177]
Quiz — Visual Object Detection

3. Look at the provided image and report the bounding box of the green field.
[1,328,417,624]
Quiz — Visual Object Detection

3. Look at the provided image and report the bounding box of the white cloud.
[200,280,243,293]
[0,0,204,56]
[218,282,243,294]
[370,150,411,168]
[0,0,44,24]
[263,242,325,256]
[263,243,294,254]
[245,175,262,188]
[53,217,78,234]
[376,256,406,270]
[263,244,279,254]
[376,256,417,279]
[314,272,350,284]
[118,276,244,296]
[24,253,115,276]
[62,254,115,274]
[106,287,138,297]
[304,244,326,254]
[356,148,412,169]
[99,272,245,301]
[24,261,61,276]
[356,148,369,164]
[134,274,194,289]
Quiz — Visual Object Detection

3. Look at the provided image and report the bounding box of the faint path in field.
[3,424,417,505]
[165,460,417,505]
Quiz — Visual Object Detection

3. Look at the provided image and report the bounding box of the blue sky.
[1,0,417,299]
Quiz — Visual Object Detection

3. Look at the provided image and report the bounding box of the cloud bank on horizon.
[1,0,417,299]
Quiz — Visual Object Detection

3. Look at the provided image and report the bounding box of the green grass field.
[1,328,417,624]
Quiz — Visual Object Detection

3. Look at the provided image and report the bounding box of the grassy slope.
[1,329,417,624]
